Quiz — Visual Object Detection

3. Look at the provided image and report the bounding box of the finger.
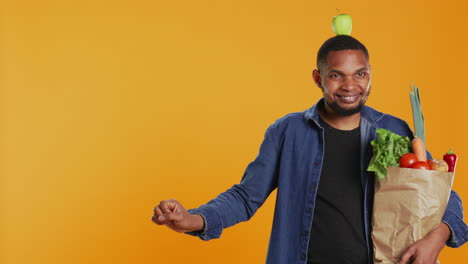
[152,212,183,226]
[152,213,168,225]
[151,207,164,225]
[152,213,172,225]
[153,206,163,217]
[171,200,186,213]
[159,199,180,214]
[151,214,163,225]
[398,247,416,264]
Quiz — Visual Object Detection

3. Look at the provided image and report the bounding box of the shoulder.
[379,113,411,130]
[266,111,308,135]
[262,110,315,151]
[364,105,414,138]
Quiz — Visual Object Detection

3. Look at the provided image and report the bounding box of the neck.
[319,103,361,130]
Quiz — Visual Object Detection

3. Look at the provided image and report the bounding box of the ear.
[312,69,323,90]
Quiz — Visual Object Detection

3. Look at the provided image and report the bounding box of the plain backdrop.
[2,0,468,263]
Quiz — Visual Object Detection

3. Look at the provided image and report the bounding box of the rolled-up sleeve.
[442,190,468,247]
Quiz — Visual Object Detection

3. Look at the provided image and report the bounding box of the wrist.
[437,223,451,242]
[190,214,205,232]
[429,223,451,246]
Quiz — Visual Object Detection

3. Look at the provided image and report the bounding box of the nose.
[342,76,357,91]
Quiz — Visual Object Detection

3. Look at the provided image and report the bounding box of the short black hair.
[316,35,369,70]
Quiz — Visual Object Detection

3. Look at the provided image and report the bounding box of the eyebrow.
[328,67,369,74]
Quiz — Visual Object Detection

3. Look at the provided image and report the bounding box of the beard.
[326,100,364,116]
[324,87,371,116]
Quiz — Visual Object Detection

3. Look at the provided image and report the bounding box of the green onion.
[409,82,425,144]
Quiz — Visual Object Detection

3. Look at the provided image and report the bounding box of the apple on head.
[332,14,352,35]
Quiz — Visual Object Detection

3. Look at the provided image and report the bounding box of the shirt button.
[301,253,306,260]
[314,161,319,166]
[302,231,308,236]
[310,184,315,190]
[306,207,311,213]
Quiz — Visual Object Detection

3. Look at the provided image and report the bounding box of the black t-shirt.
[307,118,368,264]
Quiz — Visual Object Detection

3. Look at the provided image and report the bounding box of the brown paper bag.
[372,166,454,264]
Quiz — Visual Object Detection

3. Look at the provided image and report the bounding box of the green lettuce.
[367,128,411,179]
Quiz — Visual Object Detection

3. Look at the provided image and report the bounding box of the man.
[152,35,467,263]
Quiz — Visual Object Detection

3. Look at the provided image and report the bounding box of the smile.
[336,94,360,104]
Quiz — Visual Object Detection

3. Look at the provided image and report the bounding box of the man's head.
[313,35,371,116]
[316,35,369,71]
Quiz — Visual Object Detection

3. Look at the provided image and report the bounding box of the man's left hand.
[398,223,451,264]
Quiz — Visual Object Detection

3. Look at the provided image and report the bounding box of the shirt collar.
[303,98,384,126]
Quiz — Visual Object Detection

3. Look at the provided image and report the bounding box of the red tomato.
[400,153,418,168]
[411,161,430,170]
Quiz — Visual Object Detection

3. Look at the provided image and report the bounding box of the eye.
[329,73,342,79]
[357,72,367,78]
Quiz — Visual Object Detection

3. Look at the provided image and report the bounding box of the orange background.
[2,0,468,263]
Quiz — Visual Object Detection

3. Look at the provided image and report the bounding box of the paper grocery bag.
[372,166,454,264]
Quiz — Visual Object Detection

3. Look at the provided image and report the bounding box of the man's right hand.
[152,199,205,233]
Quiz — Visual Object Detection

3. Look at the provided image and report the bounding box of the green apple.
[332,14,352,35]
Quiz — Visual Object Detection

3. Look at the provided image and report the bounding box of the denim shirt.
[187,99,468,264]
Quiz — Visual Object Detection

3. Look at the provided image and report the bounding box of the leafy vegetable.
[367,128,411,179]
